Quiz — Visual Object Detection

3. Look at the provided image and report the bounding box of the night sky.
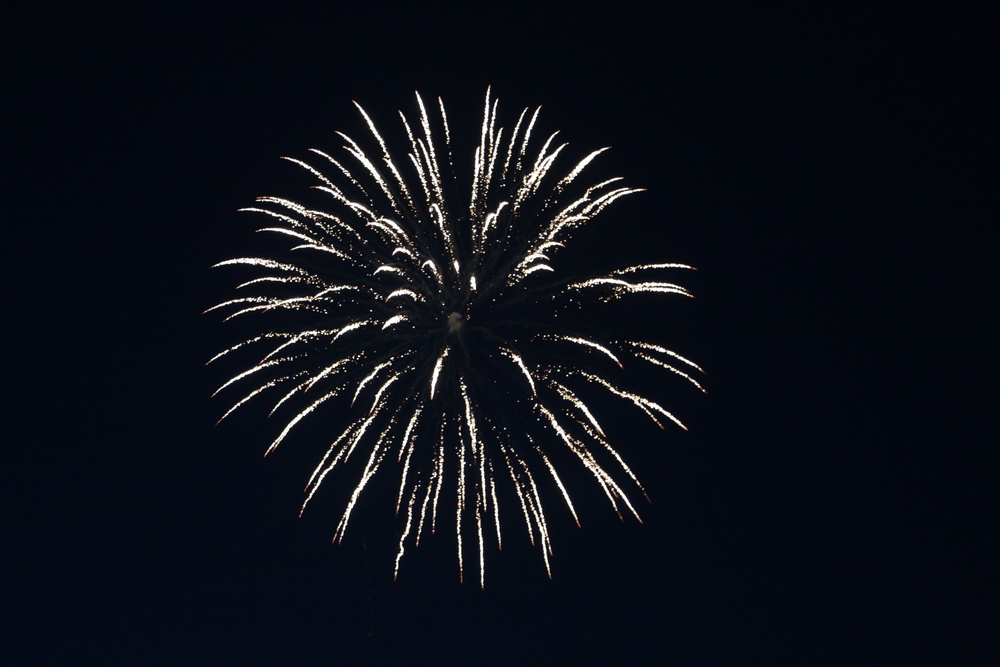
[6,3,996,664]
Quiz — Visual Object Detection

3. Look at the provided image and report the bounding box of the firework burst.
[208,89,702,585]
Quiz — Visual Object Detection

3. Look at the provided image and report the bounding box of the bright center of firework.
[447,311,463,333]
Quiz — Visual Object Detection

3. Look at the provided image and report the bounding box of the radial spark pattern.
[208,90,702,585]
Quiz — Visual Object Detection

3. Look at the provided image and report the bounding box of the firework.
[208,89,702,585]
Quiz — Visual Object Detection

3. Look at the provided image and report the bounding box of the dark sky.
[5,2,996,664]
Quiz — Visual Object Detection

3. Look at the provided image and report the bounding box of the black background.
[5,2,996,664]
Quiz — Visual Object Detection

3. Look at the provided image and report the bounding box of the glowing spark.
[542,335,623,368]
[430,346,449,399]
